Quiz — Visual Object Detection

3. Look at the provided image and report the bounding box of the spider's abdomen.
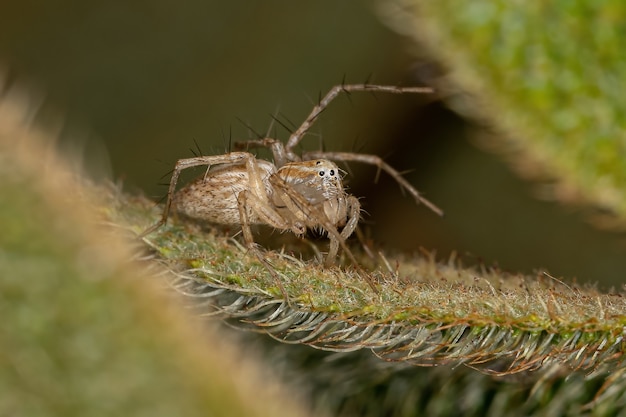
[173,160,275,225]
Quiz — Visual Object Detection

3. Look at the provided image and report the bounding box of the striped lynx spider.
[142,84,442,269]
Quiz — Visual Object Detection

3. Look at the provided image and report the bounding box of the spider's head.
[277,159,345,204]
[313,159,341,182]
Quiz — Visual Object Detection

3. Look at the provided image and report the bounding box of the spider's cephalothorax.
[277,159,354,229]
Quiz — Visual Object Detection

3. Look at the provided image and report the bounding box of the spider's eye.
[329,169,335,176]
[319,171,325,176]
[316,161,322,165]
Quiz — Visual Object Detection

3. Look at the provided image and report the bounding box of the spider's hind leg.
[139,152,256,238]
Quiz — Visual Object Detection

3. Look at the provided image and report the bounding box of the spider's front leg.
[271,178,377,292]
[268,174,358,262]
[267,173,378,292]
[284,84,434,160]
[304,150,444,216]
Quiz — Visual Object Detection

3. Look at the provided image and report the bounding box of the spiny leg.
[284,84,434,161]
[237,188,306,238]
[233,138,293,167]
[269,175,379,293]
[269,175,353,264]
[236,190,289,300]
[139,152,258,237]
[302,150,444,216]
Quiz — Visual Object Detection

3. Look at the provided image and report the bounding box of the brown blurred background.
[2,0,625,287]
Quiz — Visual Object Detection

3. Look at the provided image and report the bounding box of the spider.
[141,84,443,289]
